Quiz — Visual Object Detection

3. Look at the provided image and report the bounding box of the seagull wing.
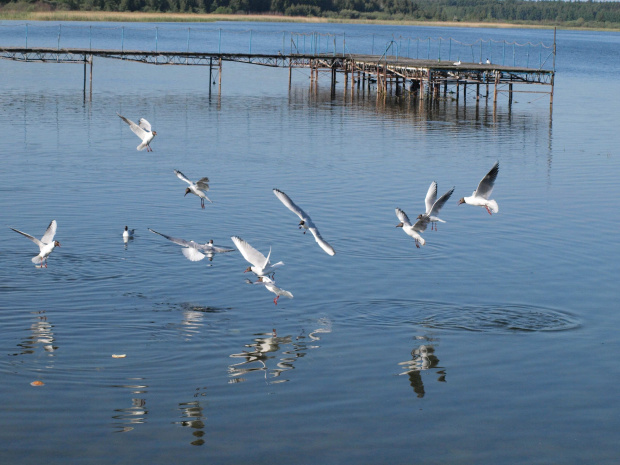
[138,118,152,132]
[308,227,336,256]
[413,217,429,233]
[10,227,43,248]
[174,169,193,186]
[148,228,191,247]
[118,113,148,140]
[429,187,455,216]
[273,188,308,221]
[424,181,438,214]
[231,236,268,269]
[181,247,206,262]
[395,208,412,227]
[195,178,210,192]
[474,161,499,199]
[40,220,57,245]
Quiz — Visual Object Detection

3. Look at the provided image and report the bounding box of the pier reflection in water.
[110,378,149,433]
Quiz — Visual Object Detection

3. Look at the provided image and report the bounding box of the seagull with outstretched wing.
[10,220,61,267]
[395,208,427,248]
[117,113,156,151]
[174,169,212,209]
[231,236,284,277]
[149,228,234,262]
[273,188,335,256]
[417,181,455,230]
[458,161,500,215]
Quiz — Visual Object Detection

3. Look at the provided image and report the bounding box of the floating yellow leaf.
[30,380,44,386]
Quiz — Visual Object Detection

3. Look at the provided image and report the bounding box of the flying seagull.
[395,208,427,248]
[10,220,61,267]
[273,188,335,256]
[174,169,212,209]
[117,113,156,151]
[417,182,455,230]
[149,228,234,262]
[458,161,500,215]
[246,276,293,306]
[231,236,284,278]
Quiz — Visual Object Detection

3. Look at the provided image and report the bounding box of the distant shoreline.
[0,11,617,31]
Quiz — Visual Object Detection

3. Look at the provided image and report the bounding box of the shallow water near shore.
[0,22,619,464]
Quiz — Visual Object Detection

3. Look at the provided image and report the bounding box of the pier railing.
[0,23,555,71]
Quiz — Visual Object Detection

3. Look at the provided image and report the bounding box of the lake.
[0,21,619,464]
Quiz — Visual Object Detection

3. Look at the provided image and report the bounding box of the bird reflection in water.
[173,389,207,446]
[229,318,332,384]
[111,378,148,432]
[398,337,446,398]
[10,310,58,358]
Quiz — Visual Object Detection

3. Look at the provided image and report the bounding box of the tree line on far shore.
[2,0,620,28]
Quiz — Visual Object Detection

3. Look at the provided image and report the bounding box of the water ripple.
[338,299,580,333]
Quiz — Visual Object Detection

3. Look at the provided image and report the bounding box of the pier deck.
[0,46,554,106]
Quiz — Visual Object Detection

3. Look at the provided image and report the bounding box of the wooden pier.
[0,45,554,108]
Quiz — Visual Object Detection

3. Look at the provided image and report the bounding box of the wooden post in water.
[218,57,222,94]
[89,54,93,101]
[83,54,87,98]
[509,83,513,106]
[550,27,556,110]
[288,60,292,89]
[493,71,499,104]
[476,83,480,103]
[209,57,213,97]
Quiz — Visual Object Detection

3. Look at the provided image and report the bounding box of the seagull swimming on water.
[123,226,135,242]
[117,113,156,152]
[458,161,500,215]
[231,236,284,278]
[395,208,427,248]
[174,169,212,209]
[273,188,336,256]
[149,228,234,262]
[246,276,293,306]
[10,220,60,268]
[417,182,455,231]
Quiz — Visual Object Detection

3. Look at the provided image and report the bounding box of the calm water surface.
[0,22,619,464]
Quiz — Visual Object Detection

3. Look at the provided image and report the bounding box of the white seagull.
[123,226,135,243]
[417,182,455,230]
[395,208,427,248]
[454,59,462,66]
[273,188,335,256]
[117,113,157,152]
[486,58,491,64]
[174,169,212,209]
[149,228,234,262]
[458,161,500,215]
[231,236,284,278]
[10,220,61,268]
[246,276,293,306]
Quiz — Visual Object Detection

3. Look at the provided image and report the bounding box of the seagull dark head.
[208,240,213,245]
[124,226,129,231]
[152,131,157,136]
[244,266,252,273]
[184,187,191,196]
[396,222,404,228]
[458,198,466,205]
[54,241,61,247]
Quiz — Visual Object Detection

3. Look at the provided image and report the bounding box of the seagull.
[458,161,500,215]
[486,58,491,65]
[174,169,212,209]
[273,188,335,256]
[149,228,234,262]
[417,182,455,231]
[10,220,60,268]
[246,276,293,306]
[123,226,135,243]
[117,113,156,152]
[454,59,461,66]
[395,208,427,248]
[231,236,284,278]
